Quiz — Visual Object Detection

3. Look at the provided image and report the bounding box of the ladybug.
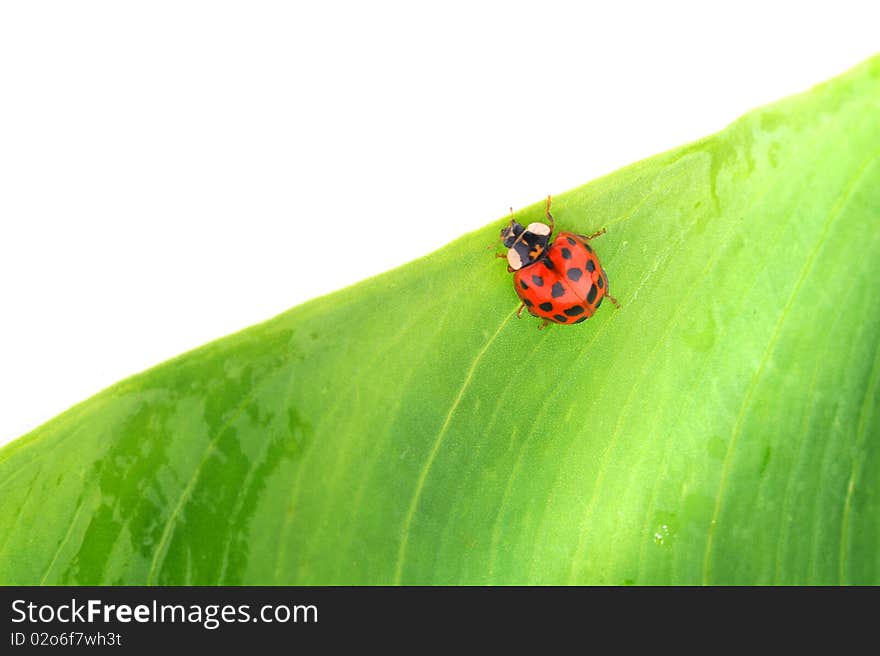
[497,196,618,328]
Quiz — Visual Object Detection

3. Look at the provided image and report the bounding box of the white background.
[1,1,878,447]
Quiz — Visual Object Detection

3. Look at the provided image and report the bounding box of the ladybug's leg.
[495,252,515,272]
[544,195,555,234]
[578,227,607,242]
[537,319,550,330]
[516,302,527,319]
[496,253,515,271]
[602,273,620,308]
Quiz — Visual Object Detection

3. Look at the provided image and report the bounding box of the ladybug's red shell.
[513,232,609,324]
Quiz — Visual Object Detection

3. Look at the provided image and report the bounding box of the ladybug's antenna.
[545,195,555,234]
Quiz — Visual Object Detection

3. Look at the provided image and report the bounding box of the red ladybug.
[497,196,618,328]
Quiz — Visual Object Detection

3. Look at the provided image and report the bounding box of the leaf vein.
[392,307,516,584]
[701,150,880,584]
[838,335,880,583]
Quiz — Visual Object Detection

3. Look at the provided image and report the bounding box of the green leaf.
[3,57,880,585]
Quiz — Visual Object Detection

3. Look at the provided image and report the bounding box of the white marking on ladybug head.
[507,248,523,270]
[526,222,551,237]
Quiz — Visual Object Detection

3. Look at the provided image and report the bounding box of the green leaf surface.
[3,57,880,585]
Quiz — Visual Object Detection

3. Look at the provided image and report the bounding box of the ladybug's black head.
[500,220,525,248]
[502,219,551,270]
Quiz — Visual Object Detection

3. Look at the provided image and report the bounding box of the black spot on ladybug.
[595,297,603,309]
[561,247,572,259]
[551,282,565,298]
[564,305,585,316]
[539,302,553,312]
[553,314,568,323]
[586,260,595,273]
[531,274,544,287]
[584,244,593,253]
[587,284,598,304]
[566,236,577,246]
[520,279,529,290]
[597,275,604,289]
[567,268,582,282]
[543,257,555,271]
[524,298,534,307]
[573,316,588,324]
